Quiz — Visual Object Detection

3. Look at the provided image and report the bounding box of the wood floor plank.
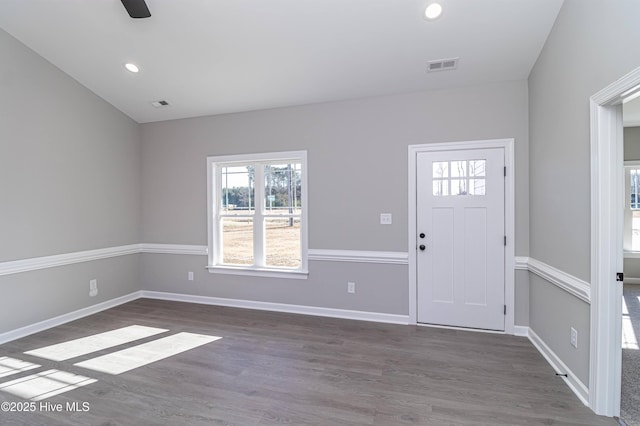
[0,299,618,425]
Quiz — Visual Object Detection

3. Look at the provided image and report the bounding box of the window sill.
[206,265,309,280]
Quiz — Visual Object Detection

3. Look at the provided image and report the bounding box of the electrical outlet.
[188,271,194,281]
[570,327,578,349]
[89,279,98,297]
[347,282,356,294]
[380,213,392,225]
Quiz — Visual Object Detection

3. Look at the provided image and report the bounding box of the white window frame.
[206,150,308,279]
[624,160,640,255]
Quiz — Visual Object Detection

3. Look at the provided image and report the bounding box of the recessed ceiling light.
[124,63,139,73]
[425,3,443,20]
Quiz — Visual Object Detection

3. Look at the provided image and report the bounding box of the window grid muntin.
[213,157,304,272]
[432,159,486,196]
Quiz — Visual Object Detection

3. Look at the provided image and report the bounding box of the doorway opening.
[589,66,640,417]
[619,96,640,425]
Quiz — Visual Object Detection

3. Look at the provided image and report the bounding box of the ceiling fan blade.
[120,0,151,19]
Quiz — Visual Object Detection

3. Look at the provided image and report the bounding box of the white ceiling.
[0,0,564,123]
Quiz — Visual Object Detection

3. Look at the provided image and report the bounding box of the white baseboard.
[624,278,640,285]
[0,291,142,345]
[140,290,410,325]
[528,328,589,406]
[513,325,529,337]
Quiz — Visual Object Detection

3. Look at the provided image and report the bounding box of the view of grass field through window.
[219,162,302,268]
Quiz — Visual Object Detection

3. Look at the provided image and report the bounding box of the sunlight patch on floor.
[1,327,221,401]
[0,357,40,378]
[24,325,168,361]
[0,369,97,401]
[622,297,639,350]
[74,332,221,375]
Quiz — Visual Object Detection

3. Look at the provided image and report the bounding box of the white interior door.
[416,148,505,330]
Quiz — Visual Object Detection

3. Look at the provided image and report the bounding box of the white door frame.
[408,139,516,334]
[589,66,640,416]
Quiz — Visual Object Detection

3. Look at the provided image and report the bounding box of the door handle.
[419,245,426,251]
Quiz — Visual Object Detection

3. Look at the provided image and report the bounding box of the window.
[207,151,308,278]
[625,162,640,252]
[432,159,486,196]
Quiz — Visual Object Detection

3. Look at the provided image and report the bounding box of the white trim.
[624,251,640,259]
[514,257,592,304]
[515,256,529,270]
[417,323,529,338]
[416,323,505,335]
[0,246,417,277]
[139,243,208,256]
[589,67,640,416]
[623,278,640,285]
[527,258,591,304]
[140,291,410,325]
[408,139,516,335]
[0,244,140,277]
[206,265,308,280]
[0,291,142,345]
[0,290,410,345]
[308,249,409,265]
[513,325,529,337]
[0,244,211,277]
[528,328,590,407]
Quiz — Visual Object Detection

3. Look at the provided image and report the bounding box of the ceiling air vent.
[427,57,459,73]
[151,100,170,108]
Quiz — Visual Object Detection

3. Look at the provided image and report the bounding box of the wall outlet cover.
[89,279,98,297]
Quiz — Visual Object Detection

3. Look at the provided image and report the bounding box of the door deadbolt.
[419,233,425,238]
[419,245,426,251]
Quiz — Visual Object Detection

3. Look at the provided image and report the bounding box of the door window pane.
[469,160,486,177]
[221,218,253,265]
[450,179,467,196]
[433,180,449,196]
[265,218,301,268]
[469,179,486,195]
[433,162,449,178]
[432,159,486,197]
[450,161,467,177]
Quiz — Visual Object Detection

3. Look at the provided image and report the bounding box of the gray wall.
[528,0,640,383]
[0,29,141,333]
[140,80,530,319]
[624,127,640,161]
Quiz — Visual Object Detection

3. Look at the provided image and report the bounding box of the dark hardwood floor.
[0,299,617,425]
